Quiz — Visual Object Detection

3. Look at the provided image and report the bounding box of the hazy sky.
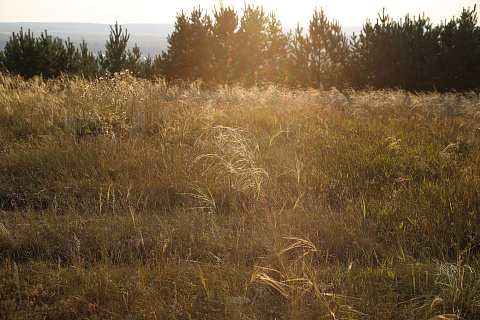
[1,0,478,27]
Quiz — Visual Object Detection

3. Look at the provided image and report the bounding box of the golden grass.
[1,72,480,318]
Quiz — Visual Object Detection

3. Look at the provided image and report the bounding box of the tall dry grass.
[1,72,480,319]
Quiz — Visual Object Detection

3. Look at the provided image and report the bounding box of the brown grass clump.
[1,72,480,319]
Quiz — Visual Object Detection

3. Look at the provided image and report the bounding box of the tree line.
[1,4,479,91]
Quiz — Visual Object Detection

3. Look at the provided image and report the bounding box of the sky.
[1,0,478,28]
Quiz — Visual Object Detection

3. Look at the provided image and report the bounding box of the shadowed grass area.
[1,72,480,319]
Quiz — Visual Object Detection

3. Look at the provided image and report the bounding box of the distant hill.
[0,22,362,58]
[0,22,173,57]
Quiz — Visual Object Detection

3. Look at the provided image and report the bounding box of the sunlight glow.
[0,0,478,27]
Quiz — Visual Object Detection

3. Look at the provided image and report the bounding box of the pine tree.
[79,40,99,78]
[307,8,349,88]
[162,11,190,80]
[162,8,213,82]
[136,54,162,80]
[438,6,480,91]
[349,10,398,88]
[37,31,62,77]
[189,8,213,81]
[349,7,480,91]
[396,14,441,91]
[36,32,82,78]
[1,28,94,79]
[126,43,142,74]
[61,38,82,74]
[0,52,4,72]
[263,12,290,85]
[2,28,38,78]
[211,5,238,84]
[235,4,268,85]
[98,22,130,74]
[289,24,311,87]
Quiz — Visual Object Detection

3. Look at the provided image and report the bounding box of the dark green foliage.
[136,54,163,80]
[160,5,349,88]
[437,6,480,91]
[61,38,82,74]
[98,22,130,74]
[308,8,349,88]
[263,12,290,85]
[290,8,349,89]
[350,10,442,90]
[1,29,39,78]
[351,6,480,91]
[125,43,142,74]
[79,40,99,79]
[161,4,291,86]
[1,5,479,91]
[211,5,238,84]
[36,32,81,78]
[0,29,97,79]
[235,4,268,85]
[289,24,310,88]
[98,22,150,76]
[161,8,213,82]
[188,8,214,82]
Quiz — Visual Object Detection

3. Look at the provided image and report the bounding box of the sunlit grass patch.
[1,73,480,318]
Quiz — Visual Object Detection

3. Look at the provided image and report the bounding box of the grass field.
[1,72,480,319]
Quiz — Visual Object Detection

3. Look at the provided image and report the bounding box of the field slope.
[1,73,480,319]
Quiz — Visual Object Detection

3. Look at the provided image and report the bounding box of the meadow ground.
[1,72,480,319]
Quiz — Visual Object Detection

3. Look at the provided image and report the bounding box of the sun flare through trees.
[1,5,479,91]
